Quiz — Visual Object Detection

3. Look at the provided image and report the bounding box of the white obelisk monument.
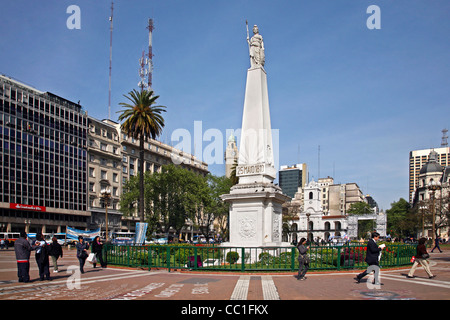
[221,23,290,248]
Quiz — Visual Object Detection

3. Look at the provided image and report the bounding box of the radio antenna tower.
[108,1,114,120]
[441,128,449,147]
[147,18,154,91]
[138,18,154,92]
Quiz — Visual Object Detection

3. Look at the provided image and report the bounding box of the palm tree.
[117,89,166,222]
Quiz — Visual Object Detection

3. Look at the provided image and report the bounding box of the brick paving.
[1,247,449,302]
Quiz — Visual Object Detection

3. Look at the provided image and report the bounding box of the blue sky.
[1,0,449,211]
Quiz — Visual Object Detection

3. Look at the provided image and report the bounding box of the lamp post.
[306,212,311,242]
[427,180,441,243]
[100,188,112,242]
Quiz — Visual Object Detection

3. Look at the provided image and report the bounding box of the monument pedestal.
[221,182,290,248]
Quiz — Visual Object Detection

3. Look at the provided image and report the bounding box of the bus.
[0,232,20,246]
[111,232,135,245]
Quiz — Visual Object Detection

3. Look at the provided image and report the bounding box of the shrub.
[226,251,240,264]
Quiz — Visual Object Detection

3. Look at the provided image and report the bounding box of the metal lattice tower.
[147,18,154,91]
[442,128,448,147]
[138,18,154,92]
[108,1,114,119]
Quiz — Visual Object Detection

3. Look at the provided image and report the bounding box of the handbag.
[87,253,97,264]
[79,250,88,260]
[302,254,310,265]
[421,253,430,259]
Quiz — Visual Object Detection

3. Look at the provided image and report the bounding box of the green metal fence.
[104,243,417,272]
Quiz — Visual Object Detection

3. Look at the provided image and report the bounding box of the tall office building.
[409,147,450,203]
[279,163,308,198]
[0,74,209,236]
[0,75,88,234]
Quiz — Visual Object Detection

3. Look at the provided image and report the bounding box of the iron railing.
[104,243,417,272]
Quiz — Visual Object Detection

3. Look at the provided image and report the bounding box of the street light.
[306,212,311,242]
[99,188,112,242]
[427,180,441,243]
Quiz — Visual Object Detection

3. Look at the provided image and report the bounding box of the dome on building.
[420,150,443,174]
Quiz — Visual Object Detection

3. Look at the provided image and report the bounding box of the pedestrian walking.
[354,231,385,284]
[91,236,106,268]
[76,236,89,274]
[431,236,443,253]
[407,237,435,279]
[14,231,34,283]
[296,237,310,281]
[49,236,63,273]
[33,233,51,281]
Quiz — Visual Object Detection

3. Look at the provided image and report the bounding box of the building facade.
[0,75,89,234]
[0,75,209,237]
[411,149,449,239]
[279,163,308,198]
[224,134,238,178]
[87,117,123,233]
[283,176,370,243]
[409,147,450,203]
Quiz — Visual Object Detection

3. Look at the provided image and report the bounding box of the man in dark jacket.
[49,236,63,273]
[33,233,51,281]
[14,231,34,283]
[355,232,384,284]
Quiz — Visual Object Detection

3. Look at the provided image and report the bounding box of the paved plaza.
[1,247,449,303]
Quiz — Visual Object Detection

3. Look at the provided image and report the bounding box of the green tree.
[117,89,166,222]
[386,198,418,238]
[203,174,232,240]
[119,164,210,238]
[347,201,373,215]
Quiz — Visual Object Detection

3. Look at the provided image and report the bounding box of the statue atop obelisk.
[237,22,276,184]
[221,22,289,248]
[247,22,265,69]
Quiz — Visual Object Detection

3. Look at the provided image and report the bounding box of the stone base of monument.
[221,182,291,253]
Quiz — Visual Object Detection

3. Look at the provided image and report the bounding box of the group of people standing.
[296,231,440,283]
[13,232,106,283]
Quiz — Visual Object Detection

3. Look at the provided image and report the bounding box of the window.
[113,173,118,182]
[101,170,107,179]
[89,167,95,177]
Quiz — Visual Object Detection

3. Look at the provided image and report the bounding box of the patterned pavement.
[1,247,449,302]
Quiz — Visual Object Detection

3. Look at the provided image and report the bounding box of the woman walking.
[407,237,436,279]
[76,236,89,274]
[92,236,106,268]
[296,238,310,280]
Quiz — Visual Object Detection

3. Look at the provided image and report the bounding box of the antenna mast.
[108,1,114,120]
[138,18,154,92]
[441,128,448,147]
[147,18,154,91]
